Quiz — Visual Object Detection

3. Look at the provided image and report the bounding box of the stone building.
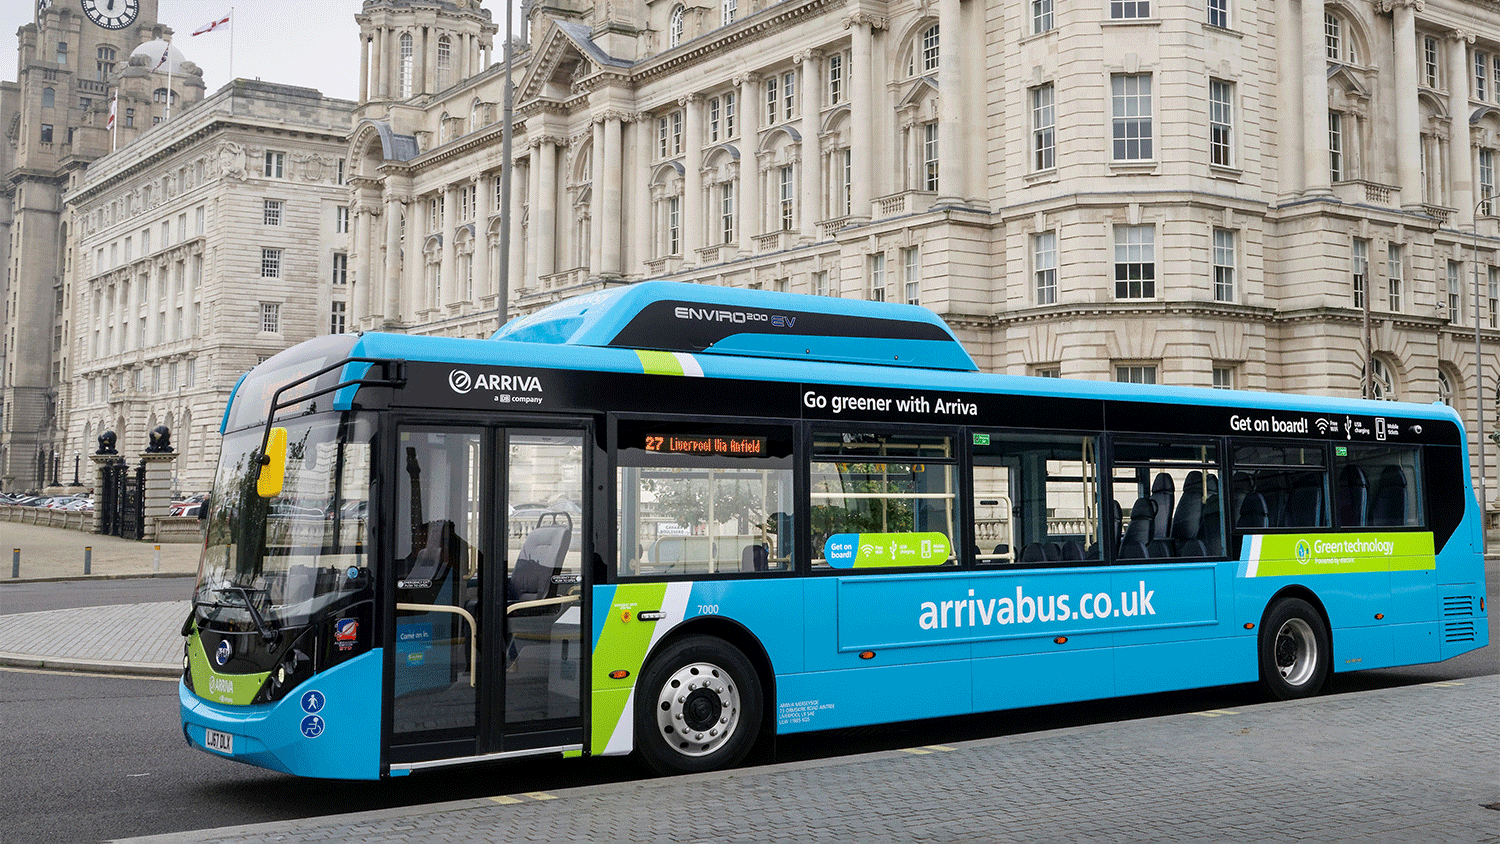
[348,0,1500,498]
[2,0,205,490]
[64,79,355,494]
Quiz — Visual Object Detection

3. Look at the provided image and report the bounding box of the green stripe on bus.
[635,350,684,376]
[187,630,270,706]
[590,582,669,754]
[1248,532,1436,577]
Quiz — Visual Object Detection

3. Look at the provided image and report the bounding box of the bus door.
[388,425,586,766]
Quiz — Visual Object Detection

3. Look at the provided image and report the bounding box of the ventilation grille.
[1443,595,1477,643]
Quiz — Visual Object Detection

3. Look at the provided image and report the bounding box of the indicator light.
[1374,613,1384,620]
[1053,636,1068,645]
[1244,623,1255,629]
[608,669,630,680]
[858,651,876,660]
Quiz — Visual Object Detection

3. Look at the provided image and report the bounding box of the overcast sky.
[2,1,389,102]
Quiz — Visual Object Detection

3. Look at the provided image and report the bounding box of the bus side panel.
[971,649,1114,711]
[775,661,973,733]
[179,648,383,780]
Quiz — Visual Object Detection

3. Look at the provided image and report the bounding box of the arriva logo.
[1295,540,1312,564]
[208,676,235,696]
[447,369,543,395]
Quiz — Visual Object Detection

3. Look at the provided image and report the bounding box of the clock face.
[81,0,140,30]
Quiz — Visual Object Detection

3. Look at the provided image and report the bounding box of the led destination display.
[643,434,768,457]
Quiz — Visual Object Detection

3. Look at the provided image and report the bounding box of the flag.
[106,92,116,131]
[37,0,52,13]
[193,12,231,36]
[153,46,171,72]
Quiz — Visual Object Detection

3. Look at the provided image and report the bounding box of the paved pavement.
[111,676,1499,844]
[2,523,1497,843]
[2,520,201,581]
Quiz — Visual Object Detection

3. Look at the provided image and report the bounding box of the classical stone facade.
[2,0,206,491]
[63,80,355,495]
[348,0,1500,497]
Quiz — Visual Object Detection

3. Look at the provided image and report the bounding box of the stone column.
[737,73,762,240]
[384,195,403,321]
[371,29,384,100]
[510,154,527,293]
[352,205,372,323]
[139,450,177,542]
[537,138,558,278]
[473,175,491,303]
[1300,0,1332,197]
[935,0,965,205]
[602,114,624,277]
[682,94,704,266]
[846,13,882,221]
[89,453,117,534]
[591,118,606,273]
[526,144,541,286]
[1389,0,1423,209]
[359,33,370,104]
[414,26,427,96]
[799,50,823,239]
[1448,30,1476,225]
[441,185,458,306]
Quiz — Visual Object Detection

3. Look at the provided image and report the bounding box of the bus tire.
[1257,598,1330,701]
[635,635,762,776]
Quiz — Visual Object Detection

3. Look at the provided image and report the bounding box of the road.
[0,569,1494,844]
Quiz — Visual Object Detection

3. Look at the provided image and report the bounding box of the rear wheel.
[1257,598,1330,700]
[635,635,762,775]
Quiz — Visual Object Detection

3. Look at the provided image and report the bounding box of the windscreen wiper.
[217,586,280,644]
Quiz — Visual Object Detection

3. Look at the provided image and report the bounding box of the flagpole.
[229,8,235,80]
[165,42,173,122]
[110,87,117,152]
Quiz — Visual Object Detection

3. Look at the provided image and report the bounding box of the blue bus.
[180,281,1488,778]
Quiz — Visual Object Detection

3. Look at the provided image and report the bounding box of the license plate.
[204,729,234,754]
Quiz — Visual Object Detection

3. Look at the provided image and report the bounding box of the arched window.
[669,6,685,48]
[42,88,54,109]
[1437,369,1453,405]
[56,41,67,65]
[1324,11,1358,64]
[1363,356,1396,400]
[153,88,175,104]
[399,33,414,97]
[921,24,940,73]
[437,36,452,88]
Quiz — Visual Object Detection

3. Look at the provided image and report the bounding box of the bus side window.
[1110,439,1222,560]
[973,432,1100,565]
[1333,444,1422,527]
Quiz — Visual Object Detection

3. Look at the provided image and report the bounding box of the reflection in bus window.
[973,433,1099,564]
[810,431,957,569]
[617,422,794,577]
[1111,439,1221,559]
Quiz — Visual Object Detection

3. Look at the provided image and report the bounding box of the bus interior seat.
[1236,492,1270,528]
[1120,498,1154,559]
[1229,472,1254,525]
[1337,465,1369,526]
[1256,472,1291,527]
[1200,493,1222,555]
[1020,542,1048,562]
[741,543,769,572]
[1172,471,1205,543]
[1150,473,1175,542]
[508,522,572,610]
[993,543,1011,560]
[403,519,462,587]
[1283,473,1325,527]
[1370,466,1407,525]
[1059,540,1084,561]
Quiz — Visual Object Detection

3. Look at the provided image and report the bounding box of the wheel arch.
[644,616,778,744]
[1259,585,1332,647]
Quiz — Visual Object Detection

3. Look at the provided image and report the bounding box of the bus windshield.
[193,415,372,631]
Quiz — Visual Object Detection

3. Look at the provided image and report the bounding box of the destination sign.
[643,434,768,457]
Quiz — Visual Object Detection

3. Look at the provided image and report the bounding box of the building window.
[153,88,175,104]
[1424,36,1439,88]
[921,24,940,72]
[260,302,281,333]
[1213,228,1235,302]
[263,200,283,226]
[1116,365,1157,384]
[40,124,53,143]
[839,149,852,218]
[1328,112,1345,182]
[720,182,735,243]
[1034,366,1061,378]
[330,301,346,334]
[1366,357,1394,400]
[922,121,940,191]
[1447,259,1462,319]
[124,108,134,128]
[1110,0,1150,19]
[1480,149,1496,217]
[669,5,685,48]
[1032,84,1055,171]
[398,32,414,97]
[42,87,54,109]
[1114,225,1155,298]
[1212,366,1234,389]
[672,111,683,155]
[765,75,779,124]
[724,92,736,137]
[437,36,452,88]
[813,270,831,297]
[709,97,721,142]
[336,158,346,185]
[1351,237,1368,308]
[264,151,285,178]
[722,0,737,26]
[1437,370,1453,405]
[783,71,797,119]
[1111,74,1153,161]
[1477,50,1489,101]
[778,166,795,230]
[828,53,844,104]
[336,205,350,233]
[903,246,921,305]
[1490,266,1500,329]
[1032,0,1054,34]
[667,196,681,255]
[1209,79,1233,167]
[1207,0,1228,28]
[96,46,115,81]
[869,252,886,301]
[1387,243,1403,311]
[332,252,348,284]
[261,248,282,278]
[1034,231,1058,305]
[1324,12,1342,61]
[56,41,67,65]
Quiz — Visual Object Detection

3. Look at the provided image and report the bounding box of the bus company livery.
[180,281,1487,779]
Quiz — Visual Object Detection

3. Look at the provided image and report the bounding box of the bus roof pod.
[490,280,979,372]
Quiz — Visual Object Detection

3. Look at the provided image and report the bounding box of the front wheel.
[1257,598,1330,701]
[635,635,763,775]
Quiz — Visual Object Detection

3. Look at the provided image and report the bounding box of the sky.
[3,1,374,102]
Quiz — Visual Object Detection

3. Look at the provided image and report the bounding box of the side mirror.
[257,427,288,498]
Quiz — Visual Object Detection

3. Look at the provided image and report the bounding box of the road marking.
[489,796,523,805]
[899,745,955,755]
[1193,709,1240,717]
[1425,681,1465,688]
[522,792,556,801]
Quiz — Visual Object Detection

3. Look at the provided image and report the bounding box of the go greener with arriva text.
[918,582,1156,630]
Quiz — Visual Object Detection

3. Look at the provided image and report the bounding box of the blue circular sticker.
[214,638,232,667]
[300,715,325,739]
[300,690,326,714]
[346,566,360,580]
